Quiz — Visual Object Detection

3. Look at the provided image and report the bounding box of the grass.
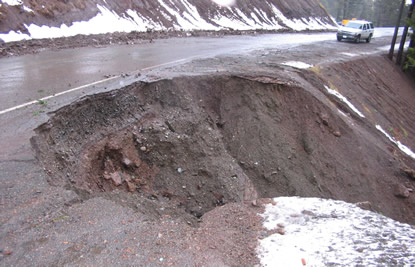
[37,99,47,105]
[52,215,69,222]
[400,126,409,138]
[33,110,45,116]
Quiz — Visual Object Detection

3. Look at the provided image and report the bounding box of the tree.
[320,0,374,22]
[404,5,415,71]
[374,0,409,26]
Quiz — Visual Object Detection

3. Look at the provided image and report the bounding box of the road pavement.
[0,28,401,113]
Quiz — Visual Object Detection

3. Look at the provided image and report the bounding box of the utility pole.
[389,0,406,60]
[397,1,414,66]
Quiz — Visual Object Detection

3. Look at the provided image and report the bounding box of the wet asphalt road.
[0,28,400,112]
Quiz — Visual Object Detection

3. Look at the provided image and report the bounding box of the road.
[0,28,403,113]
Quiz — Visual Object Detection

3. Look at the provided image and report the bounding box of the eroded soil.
[32,63,415,226]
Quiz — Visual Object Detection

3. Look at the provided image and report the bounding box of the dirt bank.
[31,54,415,226]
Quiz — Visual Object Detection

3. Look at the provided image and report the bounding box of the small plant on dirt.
[400,125,409,138]
[37,99,47,106]
[33,110,45,116]
[52,215,69,222]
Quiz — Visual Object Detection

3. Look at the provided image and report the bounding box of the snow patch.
[376,125,415,160]
[211,0,236,7]
[23,5,33,12]
[0,30,30,42]
[324,85,365,118]
[282,61,313,69]
[258,197,415,266]
[1,0,22,6]
[341,52,358,57]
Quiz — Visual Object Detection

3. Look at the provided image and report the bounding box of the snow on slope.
[0,0,337,43]
[258,197,415,266]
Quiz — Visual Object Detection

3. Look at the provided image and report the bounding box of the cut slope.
[0,0,337,42]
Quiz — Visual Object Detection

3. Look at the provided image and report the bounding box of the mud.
[32,64,415,225]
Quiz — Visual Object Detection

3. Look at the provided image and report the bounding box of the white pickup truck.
[337,20,375,43]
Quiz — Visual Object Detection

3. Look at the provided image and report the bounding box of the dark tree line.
[320,0,410,26]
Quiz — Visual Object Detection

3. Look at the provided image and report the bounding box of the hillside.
[0,0,336,42]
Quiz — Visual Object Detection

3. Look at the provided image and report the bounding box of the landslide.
[31,56,415,225]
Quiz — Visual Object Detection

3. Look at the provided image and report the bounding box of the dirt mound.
[31,70,415,224]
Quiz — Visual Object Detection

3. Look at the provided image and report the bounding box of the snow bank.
[258,197,415,266]
[0,0,336,43]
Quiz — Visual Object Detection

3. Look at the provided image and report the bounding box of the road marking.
[0,76,120,115]
[0,55,199,116]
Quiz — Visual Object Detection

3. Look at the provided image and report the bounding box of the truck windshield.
[345,22,362,29]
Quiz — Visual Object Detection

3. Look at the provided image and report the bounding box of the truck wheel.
[337,36,342,41]
[355,35,361,43]
[366,34,372,43]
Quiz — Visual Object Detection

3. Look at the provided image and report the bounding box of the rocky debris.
[394,184,410,198]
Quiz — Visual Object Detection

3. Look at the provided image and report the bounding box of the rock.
[140,146,147,152]
[320,113,329,126]
[126,181,136,192]
[161,190,173,199]
[122,157,133,168]
[401,167,415,180]
[394,184,410,198]
[103,172,111,180]
[333,131,341,137]
[276,228,285,235]
[110,172,122,186]
[356,201,373,211]
[302,210,316,216]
